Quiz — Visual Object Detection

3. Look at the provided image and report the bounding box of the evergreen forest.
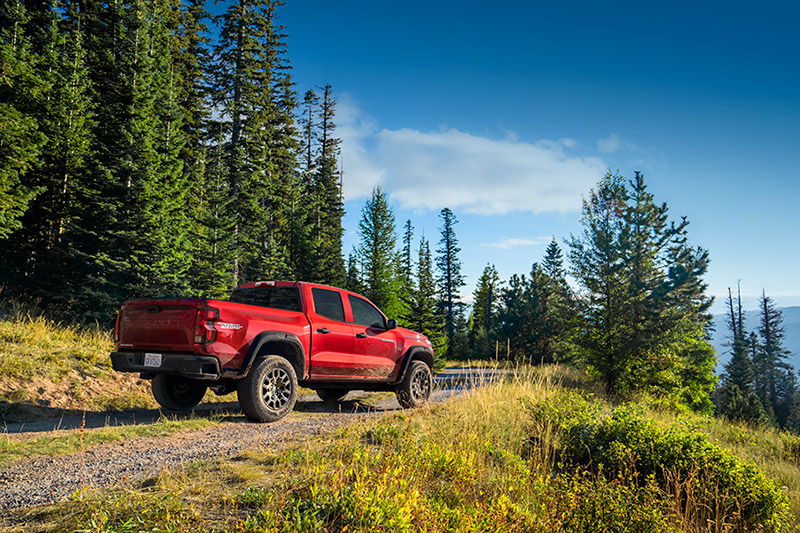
[2,0,798,428]
[1,0,345,320]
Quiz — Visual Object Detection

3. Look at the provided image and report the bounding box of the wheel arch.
[395,346,434,384]
[239,331,306,380]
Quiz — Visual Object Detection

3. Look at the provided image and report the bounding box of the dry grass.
[18,364,795,532]
[0,312,112,382]
[0,308,157,421]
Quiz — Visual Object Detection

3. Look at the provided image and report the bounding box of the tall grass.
[24,365,796,532]
[0,309,113,382]
[0,300,157,419]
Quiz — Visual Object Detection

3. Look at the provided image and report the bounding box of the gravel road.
[0,368,502,521]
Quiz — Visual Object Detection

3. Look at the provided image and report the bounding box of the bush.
[528,391,789,531]
[536,469,676,532]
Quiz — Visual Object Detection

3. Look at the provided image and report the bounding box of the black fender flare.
[394,346,434,384]
[235,331,306,379]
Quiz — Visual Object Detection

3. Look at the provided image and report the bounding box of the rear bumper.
[110,352,221,380]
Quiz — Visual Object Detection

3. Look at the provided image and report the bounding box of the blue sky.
[270,0,799,312]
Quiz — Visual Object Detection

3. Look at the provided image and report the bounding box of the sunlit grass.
[0,311,113,382]
[20,364,797,532]
[0,305,159,420]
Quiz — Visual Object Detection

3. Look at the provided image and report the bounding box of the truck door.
[307,287,355,379]
[348,294,400,379]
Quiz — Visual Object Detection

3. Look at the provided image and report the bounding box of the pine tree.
[345,251,363,294]
[403,236,446,369]
[56,0,195,318]
[495,264,562,364]
[723,285,754,392]
[356,187,402,318]
[171,0,210,176]
[213,0,297,285]
[170,0,217,295]
[436,207,465,357]
[299,88,318,177]
[290,88,319,280]
[131,0,196,298]
[715,383,771,426]
[757,290,795,427]
[108,0,193,301]
[0,0,46,240]
[528,263,561,364]
[189,121,236,297]
[540,239,579,363]
[450,305,470,360]
[773,369,798,430]
[716,285,773,424]
[400,219,415,289]
[759,291,791,401]
[311,84,344,285]
[568,171,715,407]
[0,0,94,301]
[397,219,415,314]
[472,264,500,334]
[542,238,566,281]
[496,273,528,362]
[784,383,800,434]
[469,264,500,359]
[567,172,629,393]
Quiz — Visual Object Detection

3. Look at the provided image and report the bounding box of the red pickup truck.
[110,281,434,422]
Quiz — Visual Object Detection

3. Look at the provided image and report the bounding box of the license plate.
[144,353,162,367]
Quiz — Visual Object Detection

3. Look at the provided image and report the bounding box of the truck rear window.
[229,287,302,312]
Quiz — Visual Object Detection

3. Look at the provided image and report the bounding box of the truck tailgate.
[117,299,200,352]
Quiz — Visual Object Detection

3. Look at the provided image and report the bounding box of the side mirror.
[387,319,398,330]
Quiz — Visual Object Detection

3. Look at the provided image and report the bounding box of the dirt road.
[0,367,503,517]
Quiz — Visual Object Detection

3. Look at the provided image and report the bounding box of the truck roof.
[236,280,346,292]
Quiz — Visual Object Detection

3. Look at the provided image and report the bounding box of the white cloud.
[338,101,606,215]
[481,237,553,250]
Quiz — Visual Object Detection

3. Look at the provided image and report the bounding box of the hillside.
[711,306,800,372]
[4,366,798,531]
[0,307,155,422]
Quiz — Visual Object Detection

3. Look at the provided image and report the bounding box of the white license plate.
[144,353,162,367]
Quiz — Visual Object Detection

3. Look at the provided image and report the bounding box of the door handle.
[317,328,330,334]
[355,333,367,339]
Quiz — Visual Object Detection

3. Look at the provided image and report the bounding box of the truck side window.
[312,288,345,322]
[229,287,301,312]
[348,295,386,329]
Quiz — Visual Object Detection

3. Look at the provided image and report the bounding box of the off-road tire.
[396,360,432,408]
[152,374,207,411]
[237,355,298,422]
[317,388,349,403]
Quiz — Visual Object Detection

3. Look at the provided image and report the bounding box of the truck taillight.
[194,307,219,344]
[114,311,121,343]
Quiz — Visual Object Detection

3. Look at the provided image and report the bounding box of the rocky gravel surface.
[0,368,497,523]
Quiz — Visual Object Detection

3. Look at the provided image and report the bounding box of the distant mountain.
[711,306,800,374]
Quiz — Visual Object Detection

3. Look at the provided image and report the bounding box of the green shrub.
[536,469,677,532]
[528,391,789,531]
